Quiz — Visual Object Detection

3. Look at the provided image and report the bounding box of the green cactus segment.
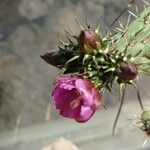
[115,7,150,73]
[141,111,150,132]
[63,36,123,90]
[140,110,150,135]
[116,7,150,52]
[141,111,150,121]
[52,6,150,90]
[82,50,119,90]
[139,61,150,73]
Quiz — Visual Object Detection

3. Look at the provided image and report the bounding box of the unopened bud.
[41,51,67,69]
[77,29,102,54]
[116,61,138,81]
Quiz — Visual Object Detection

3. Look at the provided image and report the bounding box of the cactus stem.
[132,81,144,110]
[109,0,136,27]
[112,84,126,135]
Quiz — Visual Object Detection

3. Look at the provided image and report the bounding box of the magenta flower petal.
[75,78,92,92]
[54,76,77,90]
[52,88,78,109]
[91,88,102,108]
[75,79,101,108]
[52,75,102,123]
[60,97,81,119]
[75,106,95,123]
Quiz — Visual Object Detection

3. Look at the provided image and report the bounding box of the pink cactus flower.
[52,76,102,123]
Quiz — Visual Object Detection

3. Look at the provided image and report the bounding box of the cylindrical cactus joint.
[116,61,138,81]
[77,29,102,54]
[141,111,150,121]
[141,111,150,136]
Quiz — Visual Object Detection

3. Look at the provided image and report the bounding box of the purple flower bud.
[117,61,138,81]
[41,51,67,69]
[77,29,102,54]
[52,76,102,123]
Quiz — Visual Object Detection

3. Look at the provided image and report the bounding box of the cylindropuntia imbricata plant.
[140,111,150,136]
[41,1,150,137]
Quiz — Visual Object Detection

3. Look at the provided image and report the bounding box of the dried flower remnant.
[41,51,68,69]
[52,76,102,123]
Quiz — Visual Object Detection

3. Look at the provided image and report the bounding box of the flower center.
[70,99,80,109]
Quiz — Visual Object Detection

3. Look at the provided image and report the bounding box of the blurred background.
[0,0,149,149]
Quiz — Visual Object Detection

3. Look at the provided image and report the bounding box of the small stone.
[42,138,80,150]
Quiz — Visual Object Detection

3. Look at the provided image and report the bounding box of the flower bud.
[41,51,67,69]
[77,29,102,54]
[117,61,138,81]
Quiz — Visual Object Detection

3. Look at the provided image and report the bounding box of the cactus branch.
[132,81,144,110]
[112,83,126,135]
[110,0,137,27]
